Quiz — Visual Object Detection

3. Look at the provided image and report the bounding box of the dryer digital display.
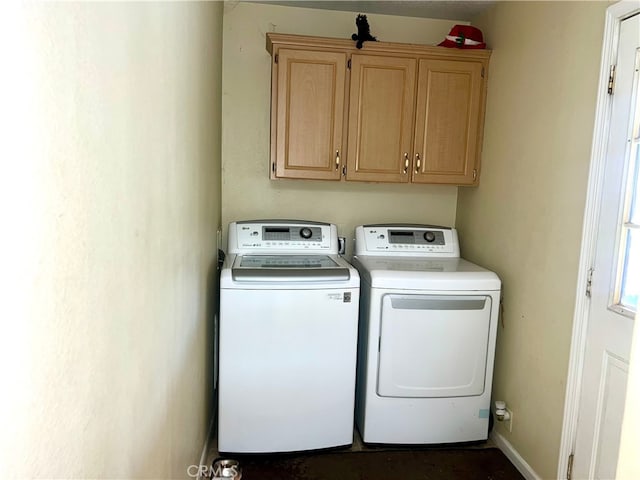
[359,225,459,256]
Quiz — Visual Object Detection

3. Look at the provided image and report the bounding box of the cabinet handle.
[415,153,421,173]
[335,150,340,170]
[473,169,477,181]
[403,153,409,174]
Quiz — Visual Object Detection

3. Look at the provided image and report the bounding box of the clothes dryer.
[352,224,501,444]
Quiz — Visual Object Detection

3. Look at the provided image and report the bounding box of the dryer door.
[377,294,492,398]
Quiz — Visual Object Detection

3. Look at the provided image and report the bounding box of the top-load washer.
[352,224,501,444]
[218,220,360,453]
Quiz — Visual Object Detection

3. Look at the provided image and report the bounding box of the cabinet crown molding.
[266,32,491,61]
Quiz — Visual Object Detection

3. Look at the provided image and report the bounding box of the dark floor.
[214,446,524,480]
[207,421,524,480]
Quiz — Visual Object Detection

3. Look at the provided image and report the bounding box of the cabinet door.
[412,59,484,185]
[273,49,347,180]
[346,55,417,183]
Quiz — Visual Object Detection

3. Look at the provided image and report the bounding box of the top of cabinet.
[266,33,491,61]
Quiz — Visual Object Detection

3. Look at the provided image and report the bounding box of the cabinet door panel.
[413,59,484,185]
[274,49,346,180]
[346,55,416,183]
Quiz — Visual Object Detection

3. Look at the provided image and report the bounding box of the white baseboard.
[491,430,542,480]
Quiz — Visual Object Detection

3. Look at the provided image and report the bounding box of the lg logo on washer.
[327,292,351,302]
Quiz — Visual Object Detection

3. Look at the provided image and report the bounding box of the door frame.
[558,2,640,478]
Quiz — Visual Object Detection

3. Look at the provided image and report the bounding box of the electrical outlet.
[505,407,513,432]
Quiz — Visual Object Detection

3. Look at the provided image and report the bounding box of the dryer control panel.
[355,224,460,257]
[228,220,337,254]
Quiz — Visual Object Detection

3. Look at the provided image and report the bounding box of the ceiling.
[246,1,495,21]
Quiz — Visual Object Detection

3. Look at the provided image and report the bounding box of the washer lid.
[352,256,500,290]
[231,254,351,282]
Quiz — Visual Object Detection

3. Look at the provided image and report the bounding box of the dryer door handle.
[390,296,487,311]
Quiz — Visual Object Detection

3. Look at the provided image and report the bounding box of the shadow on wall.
[129,255,220,479]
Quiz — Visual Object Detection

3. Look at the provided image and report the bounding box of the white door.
[573,13,640,480]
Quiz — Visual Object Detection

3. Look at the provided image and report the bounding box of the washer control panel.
[355,224,460,257]
[229,220,336,253]
[261,225,321,242]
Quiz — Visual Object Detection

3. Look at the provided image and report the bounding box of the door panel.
[377,294,491,398]
[591,353,628,479]
[346,55,416,183]
[275,49,346,180]
[413,59,483,185]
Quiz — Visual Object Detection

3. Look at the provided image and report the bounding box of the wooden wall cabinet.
[412,59,485,185]
[346,55,417,183]
[271,48,347,180]
[266,34,491,186]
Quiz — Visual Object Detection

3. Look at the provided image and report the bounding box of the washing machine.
[352,224,501,444]
[218,220,360,453]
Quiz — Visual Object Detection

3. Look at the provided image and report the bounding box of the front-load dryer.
[352,224,501,444]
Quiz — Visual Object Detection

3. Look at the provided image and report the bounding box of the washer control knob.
[424,231,436,243]
[300,227,313,239]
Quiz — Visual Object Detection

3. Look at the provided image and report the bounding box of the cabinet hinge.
[608,65,615,95]
[271,162,276,173]
[274,54,279,64]
[586,267,594,297]
[566,453,574,480]
[347,58,351,70]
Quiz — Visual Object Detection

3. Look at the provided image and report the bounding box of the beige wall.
[0,3,222,479]
[456,2,607,478]
[221,2,464,253]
